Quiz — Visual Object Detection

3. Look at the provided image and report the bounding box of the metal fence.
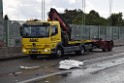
[1,21,124,47]
[0,13,4,47]
[71,25,124,40]
[3,20,24,47]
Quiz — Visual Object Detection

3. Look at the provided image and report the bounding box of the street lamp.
[109,0,113,40]
[81,0,86,39]
[41,0,45,20]
[82,0,85,25]
[109,0,113,26]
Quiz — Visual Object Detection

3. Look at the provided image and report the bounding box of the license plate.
[31,48,38,52]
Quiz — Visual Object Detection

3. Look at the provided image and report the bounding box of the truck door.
[51,25,61,48]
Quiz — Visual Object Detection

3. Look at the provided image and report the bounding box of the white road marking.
[18,52,124,83]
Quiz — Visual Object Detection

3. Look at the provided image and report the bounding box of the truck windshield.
[22,25,50,38]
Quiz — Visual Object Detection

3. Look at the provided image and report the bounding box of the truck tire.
[108,42,113,51]
[55,47,63,58]
[30,54,37,59]
[108,47,112,51]
[75,46,85,55]
[102,48,108,52]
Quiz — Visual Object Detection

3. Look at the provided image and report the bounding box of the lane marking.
[18,52,124,83]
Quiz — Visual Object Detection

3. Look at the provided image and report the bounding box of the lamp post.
[109,0,113,26]
[82,0,85,25]
[81,0,86,39]
[109,0,113,39]
[41,0,45,21]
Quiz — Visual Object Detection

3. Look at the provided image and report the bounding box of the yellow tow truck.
[20,8,93,59]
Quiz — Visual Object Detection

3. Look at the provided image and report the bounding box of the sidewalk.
[114,39,124,47]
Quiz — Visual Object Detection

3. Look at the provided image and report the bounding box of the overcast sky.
[2,0,124,21]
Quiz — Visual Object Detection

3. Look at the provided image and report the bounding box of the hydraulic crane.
[48,8,71,40]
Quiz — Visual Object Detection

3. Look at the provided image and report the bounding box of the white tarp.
[59,60,84,69]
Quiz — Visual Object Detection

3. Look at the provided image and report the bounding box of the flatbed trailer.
[91,38,114,52]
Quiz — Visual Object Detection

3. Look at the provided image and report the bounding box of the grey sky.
[2,0,124,21]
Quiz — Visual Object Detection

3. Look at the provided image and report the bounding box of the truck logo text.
[30,38,39,42]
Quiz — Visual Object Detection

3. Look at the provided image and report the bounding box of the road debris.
[45,80,49,83]
[59,60,84,69]
[20,65,40,69]
[10,71,22,76]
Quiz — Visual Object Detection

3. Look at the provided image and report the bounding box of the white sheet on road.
[59,60,84,69]
[20,66,40,69]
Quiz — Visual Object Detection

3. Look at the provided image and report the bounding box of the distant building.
[0,0,4,41]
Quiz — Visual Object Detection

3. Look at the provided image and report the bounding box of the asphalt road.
[35,56,124,83]
[0,46,124,83]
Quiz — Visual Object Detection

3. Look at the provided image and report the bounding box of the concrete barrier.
[0,40,124,59]
[0,47,25,59]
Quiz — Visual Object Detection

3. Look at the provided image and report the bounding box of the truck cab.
[20,20,91,59]
[20,8,93,59]
[20,21,64,58]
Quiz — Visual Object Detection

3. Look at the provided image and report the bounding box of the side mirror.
[51,27,58,36]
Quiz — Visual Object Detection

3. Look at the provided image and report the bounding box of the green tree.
[86,10,103,25]
[108,12,123,26]
[61,9,124,26]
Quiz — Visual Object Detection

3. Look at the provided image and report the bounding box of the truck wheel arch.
[55,42,64,54]
[55,45,64,58]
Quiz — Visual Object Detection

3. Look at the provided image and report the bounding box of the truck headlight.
[44,49,48,52]
[22,49,26,52]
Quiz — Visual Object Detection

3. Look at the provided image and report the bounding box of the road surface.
[0,46,124,83]
[35,58,124,83]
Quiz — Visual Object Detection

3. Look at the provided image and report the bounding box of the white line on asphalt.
[17,70,72,83]
[18,52,124,83]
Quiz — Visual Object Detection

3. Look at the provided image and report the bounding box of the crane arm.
[48,8,71,40]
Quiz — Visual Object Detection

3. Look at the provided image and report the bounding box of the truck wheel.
[102,48,108,52]
[55,47,63,58]
[30,54,37,59]
[108,42,113,51]
[75,46,85,55]
[108,47,112,51]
